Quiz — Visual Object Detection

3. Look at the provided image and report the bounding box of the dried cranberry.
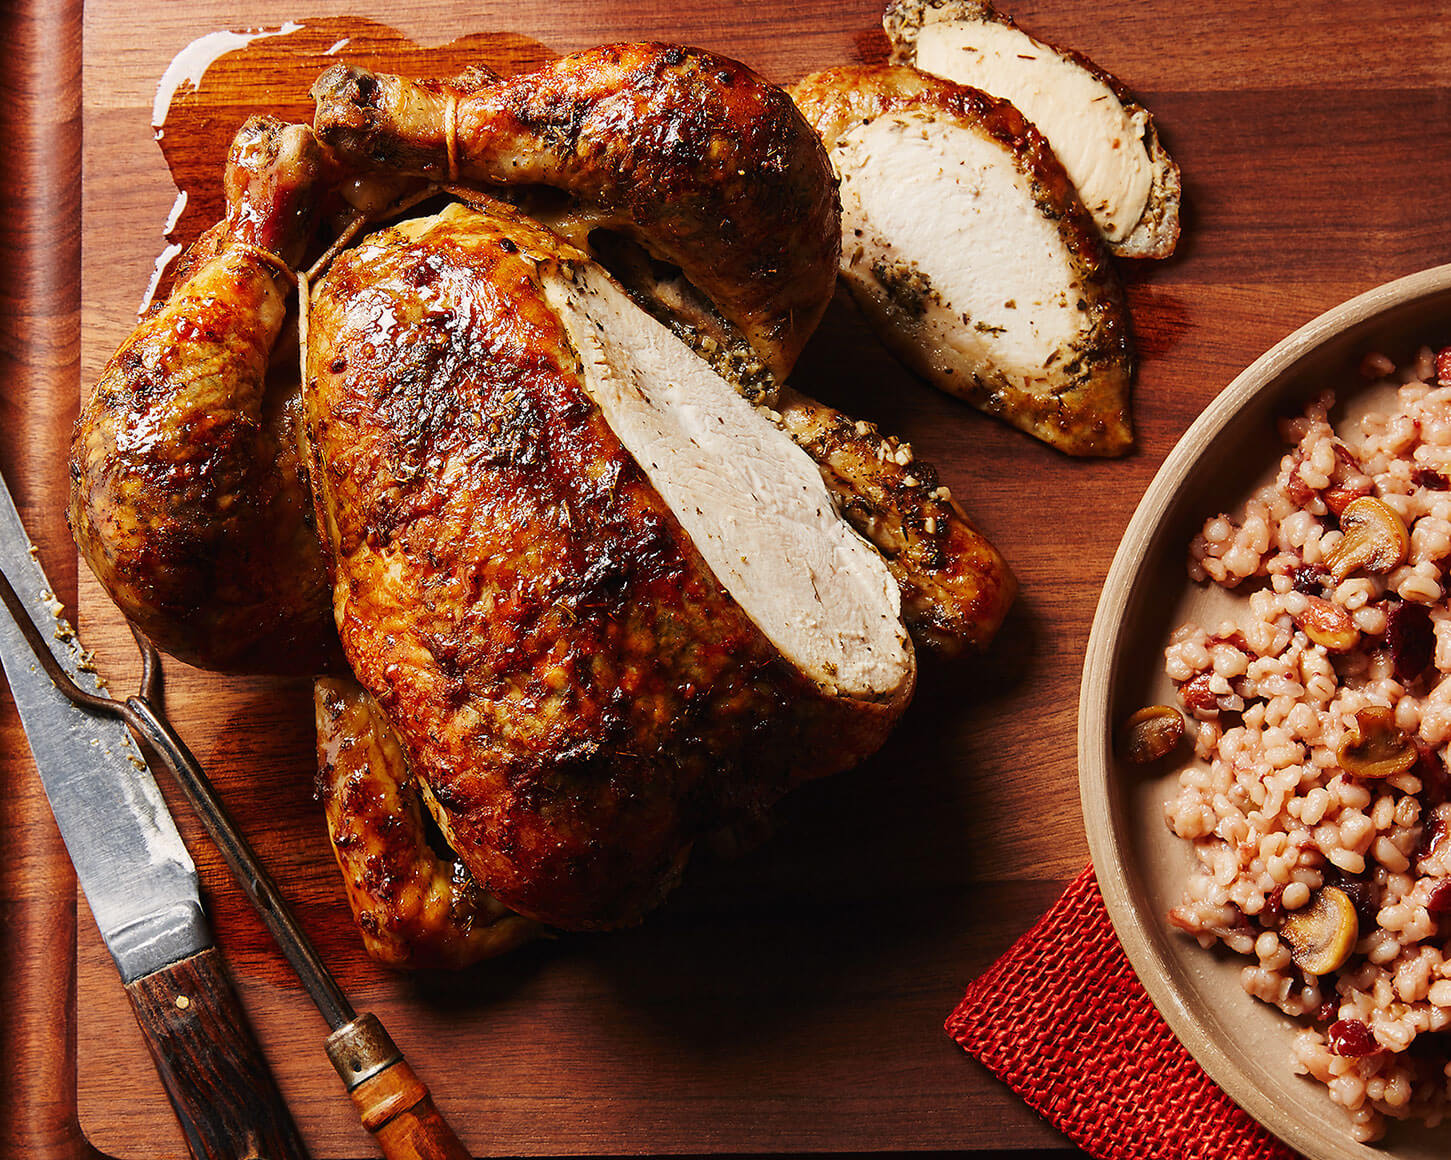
[1178,671,1219,715]
[1209,629,1254,655]
[1427,880,1451,914]
[1324,868,1378,927]
[1292,563,1329,595]
[1421,803,1451,863]
[1437,346,1451,387]
[1413,466,1451,491]
[1317,999,1340,1024]
[1417,744,1450,808]
[1388,600,1435,683]
[1285,467,1315,506]
[1333,442,1367,473]
[1328,1019,1381,1057]
[1262,884,1287,924]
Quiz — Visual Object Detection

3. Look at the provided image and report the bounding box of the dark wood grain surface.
[5,0,1451,1157]
[0,1,92,1158]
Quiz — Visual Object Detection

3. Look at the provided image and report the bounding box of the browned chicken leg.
[310,44,841,383]
[315,675,541,968]
[69,116,338,672]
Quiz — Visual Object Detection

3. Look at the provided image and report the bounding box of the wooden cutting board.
[5,0,1451,1156]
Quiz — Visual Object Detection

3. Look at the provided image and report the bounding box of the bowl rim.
[1077,260,1451,1155]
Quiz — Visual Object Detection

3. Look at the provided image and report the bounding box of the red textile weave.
[946,864,1301,1160]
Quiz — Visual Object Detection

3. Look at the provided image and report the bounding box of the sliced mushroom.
[1324,496,1409,582]
[1120,704,1184,763]
[884,0,1181,258]
[1281,885,1358,976]
[1338,705,1417,780]
[1292,596,1359,652]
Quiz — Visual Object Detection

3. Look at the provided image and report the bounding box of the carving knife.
[0,466,470,1160]
[0,471,309,1159]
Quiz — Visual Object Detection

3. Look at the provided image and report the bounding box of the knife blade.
[0,469,308,1160]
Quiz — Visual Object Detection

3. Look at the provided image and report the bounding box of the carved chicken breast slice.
[303,198,913,929]
[542,263,911,698]
[792,65,1133,457]
[550,232,1018,653]
[885,0,1181,258]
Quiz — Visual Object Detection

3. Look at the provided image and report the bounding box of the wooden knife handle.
[327,1012,470,1160]
[349,1056,471,1160]
[123,945,308,1160]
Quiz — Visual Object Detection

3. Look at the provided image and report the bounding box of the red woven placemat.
[946,864,1301,1160]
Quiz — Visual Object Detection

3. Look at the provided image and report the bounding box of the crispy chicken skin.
[68,117,339,672]
[302,199,911,930]
[772,387,1016,655]
[791,66,1133,457]
[315,675,541,968]
[310,43,841,382]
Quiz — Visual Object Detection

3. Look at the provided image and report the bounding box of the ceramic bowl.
[1080,263,1451,1159]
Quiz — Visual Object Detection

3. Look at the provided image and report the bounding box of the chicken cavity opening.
[835,109,1083,374]
[544,264,910,699]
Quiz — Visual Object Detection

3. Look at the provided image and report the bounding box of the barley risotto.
[1164,345,1451,1142]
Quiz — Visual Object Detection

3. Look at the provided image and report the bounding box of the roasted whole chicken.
[305,196,915,928]
[70,44,1015,966]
